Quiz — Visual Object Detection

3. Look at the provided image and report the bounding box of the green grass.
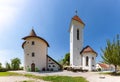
[0,72,88,82]
[24,74,88,82]
[0,72,21,76]
[42,76,88,82]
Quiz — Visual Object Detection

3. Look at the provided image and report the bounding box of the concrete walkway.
[11,70,120,82]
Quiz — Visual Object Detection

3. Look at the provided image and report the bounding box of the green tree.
[102,34,120,73]
[63,53,70,65]
[11,58,21,70]
[0,63,2,68]
[5,62,11,70]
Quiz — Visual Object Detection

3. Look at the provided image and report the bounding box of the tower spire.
[29,28,37,36]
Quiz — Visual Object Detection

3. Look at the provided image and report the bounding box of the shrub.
[35,68,40,72]
[97,68,101,71]
[0,68,8,72]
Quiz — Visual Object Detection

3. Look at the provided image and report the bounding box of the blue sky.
[0,0,120,66]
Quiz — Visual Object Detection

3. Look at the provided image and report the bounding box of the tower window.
[32,41,35,45]
[86,56,89,66]
[32,52,35,57]
[77,29,79,40]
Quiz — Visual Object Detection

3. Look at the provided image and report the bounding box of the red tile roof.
[72,15,85,25]
[99,63,109,68]
[80,45,97,55]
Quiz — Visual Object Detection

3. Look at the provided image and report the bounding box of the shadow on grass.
[100,72,120,76]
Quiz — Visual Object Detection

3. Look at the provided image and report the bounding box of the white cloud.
[0,0,26,32]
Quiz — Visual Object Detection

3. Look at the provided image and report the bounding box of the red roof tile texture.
[80,46,97,54]
[99,63,109,68]
[72,15,85,25]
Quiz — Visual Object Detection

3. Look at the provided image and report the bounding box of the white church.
[22,29,62,72]
[22,14,97,72]
[69,15,97,71]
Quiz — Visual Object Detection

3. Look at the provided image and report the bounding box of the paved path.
[0,76,48,82]
[0,71,120,82]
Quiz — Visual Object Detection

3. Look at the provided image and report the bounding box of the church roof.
[72,15,85,25]
[22,29,49,47]
[80,45,97,55]
[98,63,109,68]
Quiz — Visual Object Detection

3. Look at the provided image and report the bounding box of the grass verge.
[0,72,22,76]
[0,72,88,82]
[99,72,120,76]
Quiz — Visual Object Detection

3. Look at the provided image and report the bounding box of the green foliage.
[0,63,2,68]
[63,53,70,65]
[5,62,11,70]
[102,34,120,73]
[97,68,101,71]
[11,58,21,70]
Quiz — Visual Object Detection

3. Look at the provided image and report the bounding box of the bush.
[97,68,101,71]
[35,68,40,72]
[0,68,8,72]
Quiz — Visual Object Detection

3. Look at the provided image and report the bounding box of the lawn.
[0,72,21,76]
[0,72,88,82]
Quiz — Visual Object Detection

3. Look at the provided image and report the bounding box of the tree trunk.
[114,65,117,73]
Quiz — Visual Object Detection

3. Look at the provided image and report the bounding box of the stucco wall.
[82,53,96,71]
[70,20,84,66]
[47,57,60,71]
[23,37,48,71]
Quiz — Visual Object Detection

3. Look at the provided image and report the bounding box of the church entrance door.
[31,63,35,72]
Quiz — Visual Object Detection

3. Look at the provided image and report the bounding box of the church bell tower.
[69,13,85,66]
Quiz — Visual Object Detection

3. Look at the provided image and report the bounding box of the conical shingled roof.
[29,29,37,36]
[22,29,49,47]
[80,45,97,55]
[72,15,85,25]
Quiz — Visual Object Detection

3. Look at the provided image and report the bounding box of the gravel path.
[0,76,48,82]
[11,70,120,82]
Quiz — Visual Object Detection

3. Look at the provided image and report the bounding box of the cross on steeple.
[75,10,78,15]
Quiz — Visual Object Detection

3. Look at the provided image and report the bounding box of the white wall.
[47,57,60,71]
[70,20,84,66]
[82,53,96,71]
[23,37,48,71]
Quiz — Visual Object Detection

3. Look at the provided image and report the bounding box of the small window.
[77,29,79,40]
[32,41,35,45]
[92,57,94,60]
[49,60,51,61]
[27,54,29,55]
[49,65,51,67]
[86,56,89,66]
[53,65,55,67]
[32,52,35,57]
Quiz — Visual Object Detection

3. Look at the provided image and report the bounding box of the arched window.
[77,29,79,40]
[86,56,89,66]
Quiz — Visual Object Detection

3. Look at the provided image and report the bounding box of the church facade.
[22,14,97,72]
[22,29,62,72]
[69,15,97,71]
